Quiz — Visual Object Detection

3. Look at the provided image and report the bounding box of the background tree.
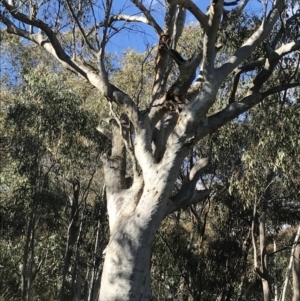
[0,38,109,300]
[1,0,300,300]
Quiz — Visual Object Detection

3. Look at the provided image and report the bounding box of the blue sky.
[105,0,265,54]
[0,0,266,82]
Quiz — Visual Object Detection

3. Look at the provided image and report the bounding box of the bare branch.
[130,0,163,35]
[221,0,252,42]
[173,6,186,46]
[164,49,201,108]
[226,0,250,19]
[195,82,299,141]
[100,0,112,54]
[189,158,209,182]
[163,3,176,37]
[95,0,113,95]
[228,58,265,103]
[168,189,211,215]
[228,69,242,104]
[262,83,300,98]
[151,2,178,101]
[167,0,208,29]
[249,41,299,93]
[202,0,224,79]
[276,40,300,56]
[96,125,112,140]
[0,13,36,41]
[1,0,69,59]
[169,158,209,211]
[271,11,300,49]
[64,0,97,52]
[229,39,300,103]
[86,14,156,38]
[217,0,285,82]
[0,3,94,80]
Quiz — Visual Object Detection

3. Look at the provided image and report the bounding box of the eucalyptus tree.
[0,58,109,300]
[1,0,300,300]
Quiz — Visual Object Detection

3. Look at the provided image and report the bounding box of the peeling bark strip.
[1,0,300,300]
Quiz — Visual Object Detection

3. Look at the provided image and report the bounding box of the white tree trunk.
[281,226,300,301]
[292,240,300,301]
[99,190,169,301]
[99,216,152,301]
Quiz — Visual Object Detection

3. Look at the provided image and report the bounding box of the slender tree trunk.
[87,220,101,301]
[21,207,36,301]
[251,172,273,301]
[274,240,278,301]
[260,200,271,301]
[26,215,36,301]
[292,239,300,301]
[259,172,273,301]
[281,226,300,301]
[72,216,83,301]
[58,179,81,301]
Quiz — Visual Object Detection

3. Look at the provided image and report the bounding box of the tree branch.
[169,158,209,209]
[111,88,155,173]
[202,0,224,79]
[227,58,264,103]
[96,125,112,140]
[228,57,266,103]
[0,13,93,79]
[276,40,300,56]
[271,10,300,49]
[1,0,70,60]
[262,83,300,98]
[226,0,250,19]
[229,38,300,103]
[168,189,211,215]
[173,6,186,47]
[130,0,163,35]
[166,0,208,29]
[86,14,156,38]
[217,0,285,82]
[64,0,97,53]
[195,82,300,141]
[95,0,112,96]
[151,2,179,101]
